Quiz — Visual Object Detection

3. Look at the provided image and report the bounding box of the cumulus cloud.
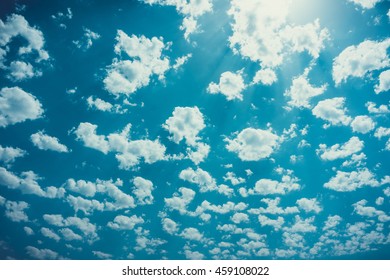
[162,218,179,235]
[225,128,279,161]
[207,71,246,101]
[41,227,61,242]
[59,228,82,241]
[141,0,212,40]
[332,38,390,86]
[8,61,42,81]
[0,145,26,164]
[317,136,364,161]
[347,0,382,9]
[286,216,317,233]
[107,215,144,230]
[258,215,285,230]
[133,177,154,205]
[324,168,382,192]
[73,28,100,50]
[0,87,43,127]
[228,0,328,70]
[353,199,390,222]
[75,122,166,169]
[350,116,375,134]
[249,197,299,215]
[26,246,59,260]
[312,97,352,126]
[104,30,170,96]
[164,187,195,215]
[4,200,29,222]
[86,96,115,112]
[179,167,217,192]
[231,212,249,224]
[296,198,322,213]
[284,68,327,108]
[366,101,389,114]
[249,169,300,195]
[375,69,390,93]
[180,227,203,241]
[31,131,69,153]
[252,68,277,86]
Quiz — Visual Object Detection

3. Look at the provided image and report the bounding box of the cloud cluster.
[207,71,246,101]
[317,136,364,161]
[312,97,352,127]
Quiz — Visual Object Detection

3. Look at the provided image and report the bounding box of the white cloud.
[231,212,249,224]
[179,167,217,192]
[4,200,29,222]
[324,168,381,192]
[104,30,170,96]
[353,200,390,222]
[59,228,82,241]
[350,116,375,134]
[374,127,390,139]
[73,28,100,50]
[225,128,279,161]
[284,69,327,108]
[133,176,154,205]
[207,71,246,101]
[323,215,342,231]
[141,0,212,40]
[163,106,205,146]
[312,97,352,126]
[184,249,204,260]
[107,215,144,230]
[0,145,26,164]
[93,251,112,259]
[8,61,41,81]
[187,142,210,165]
[31,131,69,153]
[223,172,245,186]
[252,68,277,86]
[366,101,389,114]
[41,227,61,242]
[26,246,59,260]
[24,226,34,236]
[296,198,322,213]
[75,122,166,169]
[180,227,203,241]
[374,69,390,94]
[172,54,192,71]
[347,0,382,9]
[287,216,317,233]
[165,187,195,215]
[249,197,299,215]
[162,218,178,235]
[0,14,49,64]
[86,96,113,112]
[0,87,43,127]
[317,136,364,161]
[228,0,328,69]
[258,215,285,230]
[375,197,384,206]
[332,38,390,86]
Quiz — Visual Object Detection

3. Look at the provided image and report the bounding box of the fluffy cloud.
[179,167,217,192]
[223,172,245,186]
[284,69,327,108]
[4,200,29,222]
[207,71,246,101]
[347,0,382,9]
[225,128,279,161]
[104,30,170,96]
[231,212,249,224]
[366,101,389,114]
[252,68,277,86]
[0,87,43,127]
[287,216,317,233]
[258,215,285,230]
[141,0,212,40]
[133,177,154,205]
[228,0,328,69]
[26,246,59,260]
[180,227,203,241]
[250,170,300,195]
[8,61,41,81]
[0,145,26,164]
[374,70,390,93]
[317,136,364,160]
[164,187,195,215]
[296,198,322,213]
[324,168,381,192]
[312,97,352,126]
[332,38,390,86]
[75,122,166,169]
[107,215,144,230]
[41,227,61,242]
[0,14,49,69]
[86,96,113,112]
[59,228,82,241]
[353,200,390,222]
[73,28,100,50]
[162,218,179,235]
[31,131,69,153]
[350,116,375,134]
[249,197,299,215]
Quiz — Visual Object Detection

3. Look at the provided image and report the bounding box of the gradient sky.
[0,0,390,260]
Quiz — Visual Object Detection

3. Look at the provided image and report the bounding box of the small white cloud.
[59,228,82,241]
[207,71,246,101]
[26,246,59,260]
[296,198,322,213]
[231,212,249,224]
[162,218,178,235]
[353,199,389,222]
[350,116,376,134]
[172,54,192,71]
[312,97,352,126]
[93,251,112,259]
[317,136,364,161]
[24,226,34,236]
[323,215,342,231]
[0,87,43,127]
[104,30,170,96]
[41,227,61,242]
[0,145,26,164]
[223,171,245,186]
[225,128,279,161]
[365,101,389,114]
[332,38,390,86]
[86,96,113,112]
[133,176,154,205]
[165,187,195,215]
[287,216,317,233]
[252,68,277,86]
[250,169,300,195]
[31,131,69,153]
[285,69,327,108]
[4,200,29,222]
[374,69,390,94]
[107,215,144,230]
[8,61,41,81]
[180,227,203,241]
[73,28,100,50]
[258,215,285,230]
[179,167,217,192]
[163,106,205,146]
[347,0,382,9]
[324,168,381,192]
[375,197,384,206]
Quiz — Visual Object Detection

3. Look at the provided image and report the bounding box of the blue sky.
[0,0,390,260]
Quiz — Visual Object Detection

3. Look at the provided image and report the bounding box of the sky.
[0,0,389,260]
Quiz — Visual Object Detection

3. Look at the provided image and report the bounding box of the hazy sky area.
[0,0,389,259]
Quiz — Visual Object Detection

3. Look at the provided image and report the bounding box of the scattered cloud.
[73,28,101,50]
[107,215,144,230]
[207,71,246,101]
[312,97,352,127]
[296,198,322,214]
[347,0,382,9]
[31,131,69,153]
[324,168,382,192]
[374,69,390,94]
[133,177,154,205]
[317,136,364,161]
[0,145,26,164]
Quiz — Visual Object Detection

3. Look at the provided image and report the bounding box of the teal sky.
[0,0,389,260]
